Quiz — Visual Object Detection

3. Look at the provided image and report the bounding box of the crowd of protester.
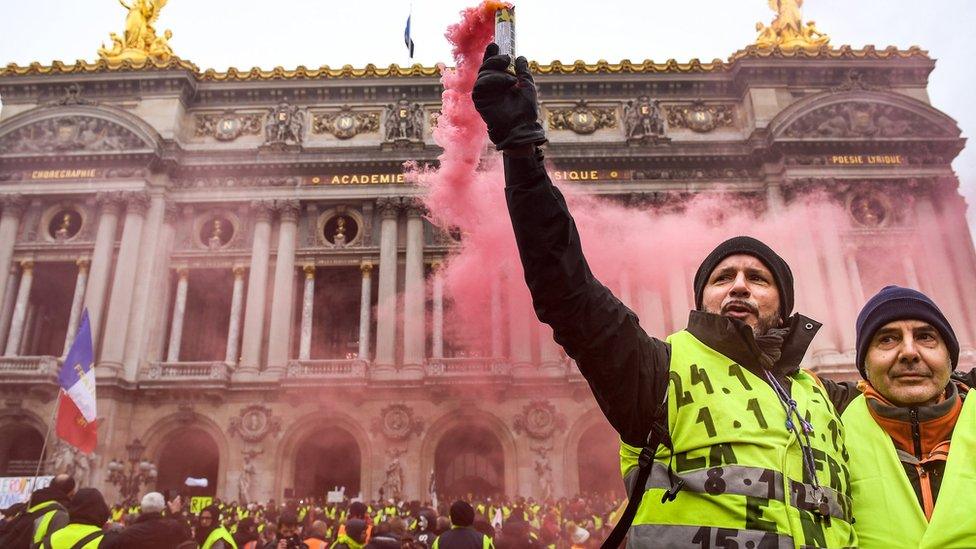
[0,475,623,548]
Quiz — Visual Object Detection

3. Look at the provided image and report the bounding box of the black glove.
[472,43,547,150]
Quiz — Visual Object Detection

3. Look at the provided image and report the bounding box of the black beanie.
[449,500,475,527]
[693,236,794,319]
[855,285,959,378]
[67,488,110,527]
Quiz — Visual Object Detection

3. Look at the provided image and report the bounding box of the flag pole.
[30,390,61,493]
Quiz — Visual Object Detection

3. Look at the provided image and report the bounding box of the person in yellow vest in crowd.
[40,488,113,549]
[197,505,237,549]
[473,43,863,547]
[842,286,976,548]
[331,518,367,549]
[432,501,493,549]
[303,520,329,549]
[26,474,76,548]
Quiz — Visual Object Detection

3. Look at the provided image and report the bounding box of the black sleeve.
[503,151,670,446]
[951,368,976,388]
[818,378,862,415]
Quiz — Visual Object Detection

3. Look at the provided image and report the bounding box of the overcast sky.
[2,0,975,230]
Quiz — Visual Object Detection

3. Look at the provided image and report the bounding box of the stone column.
[431,261,444,359]
[402,201,426,370]
[0,195,26,319]
[166,268,189,362]
[915,195,969,334]
[843,245,866,306]
[100,192,150,372]
[225,266,246,366]
[4,260,33,357]
[374,198,400,371]
[62,258,90,356]
[902,256,921,290]
[143,205,179,365]
[667,268,690,335]
[266,200,300,372]
[122,194,166,378]
[299,264,315,361]
[0,266,18,352]
[818,208,858,352]
[358,262,373,361]
[508,280,534,374]
[84,193,123,345]
[239,200,275,373]
[18,302,36,356]
[490,275,503,357]
[539,324,563,374]
[638,288,667,338]
[792,222,836,358]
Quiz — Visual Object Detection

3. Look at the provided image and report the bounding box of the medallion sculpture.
[98,0,175,64]
[754,0,830,50]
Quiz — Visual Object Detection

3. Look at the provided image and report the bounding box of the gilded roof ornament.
[98,0,176,66]
[754,0,830,51]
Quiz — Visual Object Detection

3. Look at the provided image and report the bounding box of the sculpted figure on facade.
[547,100,616,135]
[382,448,406,500]
[623,97,667,143]
[99,0,175,64]
[372,404,424,441]
[312,107,380,139]
[265,102,305,146]
[785,102,946,139]
[513,400,566,440]
[754,0,829,50]
[238,449,260,504]
[384,99,425,142]
[50,440,95,487]
[228,405,282,444]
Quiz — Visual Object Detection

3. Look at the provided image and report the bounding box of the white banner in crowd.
[0,476,53,509]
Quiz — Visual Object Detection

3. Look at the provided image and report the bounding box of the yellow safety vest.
[28,501,62,545]
[202,526,238,549]
[620,330,856,548]
[842,393,976,548]
[44,523,103,549]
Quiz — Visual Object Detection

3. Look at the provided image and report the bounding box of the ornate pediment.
[0,116,150,154]
[782,101,950,139]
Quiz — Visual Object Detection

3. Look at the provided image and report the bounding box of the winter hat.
[855,285,959,378]
[694,236,794,319]
[449,500,475,527]
[68,488,110,526]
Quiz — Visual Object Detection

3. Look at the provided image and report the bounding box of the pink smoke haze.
[411,1,972,357]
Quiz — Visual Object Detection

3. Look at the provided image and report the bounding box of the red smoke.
[411,2,973,359]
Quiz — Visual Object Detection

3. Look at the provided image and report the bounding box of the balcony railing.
[285,359,367,378]
[144,361,229,382]
[0,355,59,376]
[425,357,510,378]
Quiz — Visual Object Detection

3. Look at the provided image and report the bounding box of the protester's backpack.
[0,502,58,549]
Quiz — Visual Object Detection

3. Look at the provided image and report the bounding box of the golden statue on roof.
[755,0,830,50]
[98,0,175,65]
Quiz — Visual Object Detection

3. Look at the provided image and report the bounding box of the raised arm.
[473,45,669,445]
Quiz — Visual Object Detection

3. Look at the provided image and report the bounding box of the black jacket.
[503,151,884,447]
[433,527,491,549]
[101,512,192,549]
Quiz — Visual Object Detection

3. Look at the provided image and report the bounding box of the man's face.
[199,512,214,528]
[865,319,952,406]
[278,522,297,537]
[702,254,781,335]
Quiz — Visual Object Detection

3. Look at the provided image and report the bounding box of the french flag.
[55,310,98,453]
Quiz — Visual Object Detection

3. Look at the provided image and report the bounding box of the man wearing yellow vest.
[843,286,976,548]
[39,488,111,549]
[27,474,76,549]
[474,44,858,547]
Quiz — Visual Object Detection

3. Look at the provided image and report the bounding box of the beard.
[713,299,783,337]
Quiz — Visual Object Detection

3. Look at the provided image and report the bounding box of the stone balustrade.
[0,355,59,376]
[144,361,229,382]
[424,357,510,379]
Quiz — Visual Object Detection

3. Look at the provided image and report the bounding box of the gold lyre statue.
[98,0,175,65]
[754,0,830,51]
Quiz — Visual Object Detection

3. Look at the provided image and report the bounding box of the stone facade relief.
[383,99,425,142]
[784,102,948,138]
[194,112,263,141]
[665,101,736,133]
[547,100,616,135]
[512,400,566,440]
[312,107,380,139]
[0,116,147,153]
[622,96,669,144]
[372,404,425,442]
[264,102,305,146]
